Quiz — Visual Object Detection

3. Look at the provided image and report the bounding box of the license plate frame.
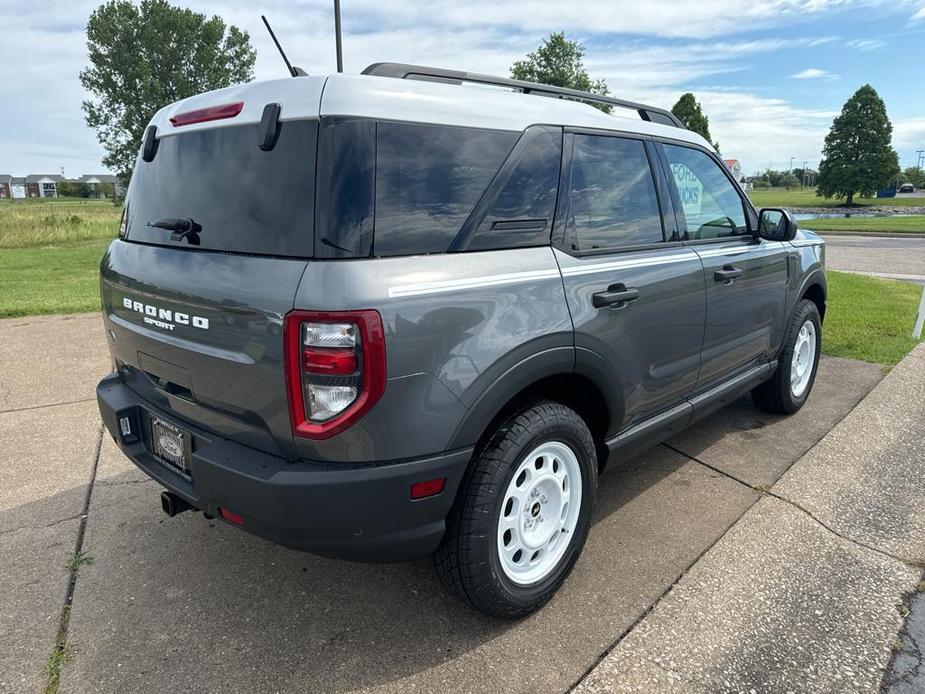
[150,417,192,480]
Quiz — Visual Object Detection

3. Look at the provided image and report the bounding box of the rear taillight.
[284,310,386,439]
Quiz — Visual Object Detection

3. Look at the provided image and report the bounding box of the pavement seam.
[0,397,95,415]
[42,423,104,692]
[662,442,917,569]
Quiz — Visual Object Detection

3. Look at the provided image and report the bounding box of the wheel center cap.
[530,502,541,517]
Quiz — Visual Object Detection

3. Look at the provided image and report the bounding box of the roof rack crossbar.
[361,62,686,130]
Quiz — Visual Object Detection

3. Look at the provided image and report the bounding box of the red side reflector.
[411,478,446,500]
[169,101,244,127]
[219,507,245,526]
[303,347,358,375]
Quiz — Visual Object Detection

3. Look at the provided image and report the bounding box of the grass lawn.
[0,240,111,317]
[0,199,118,317]
[799,215,925,233]
[0,198,121,248]
[748,187,924,209]
[823,271,923,365]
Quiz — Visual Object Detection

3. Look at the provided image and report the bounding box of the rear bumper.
[96,372,472,562]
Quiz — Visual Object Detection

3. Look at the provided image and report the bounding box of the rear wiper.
[147,218,202,245]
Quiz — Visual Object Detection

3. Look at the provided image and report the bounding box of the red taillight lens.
[169,101,244,127]
[284,310,386,440]
[411,478,446,500]
[303,347,358,375]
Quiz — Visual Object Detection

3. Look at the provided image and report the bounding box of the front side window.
[662,144,747,241]
[564,134,663,251]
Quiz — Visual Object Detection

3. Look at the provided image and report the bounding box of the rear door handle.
[592,284,640,309]
[714,266,744,283]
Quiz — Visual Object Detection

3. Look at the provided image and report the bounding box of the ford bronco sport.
[97,63,826,618]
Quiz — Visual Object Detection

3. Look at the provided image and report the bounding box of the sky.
[2,0,924,177]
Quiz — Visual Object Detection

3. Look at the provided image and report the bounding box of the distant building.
[0,172,122,199]
[724,159,749,189]
[24,174,65,198]
[76,174,123,198]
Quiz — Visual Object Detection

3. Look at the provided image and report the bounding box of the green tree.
[511,32,611,111]
[900,166,925,188]
[671,93,719,151]
[816,84,899,205]
[779,173,800,190]
[80,0,256,185]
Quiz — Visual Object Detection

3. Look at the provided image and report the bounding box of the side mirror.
[757,208,797,242]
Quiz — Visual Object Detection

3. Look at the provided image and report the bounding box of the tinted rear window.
[373,122,518,256]
[124,120,317,257]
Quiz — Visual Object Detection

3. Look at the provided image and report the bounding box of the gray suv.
[97,64,826,618]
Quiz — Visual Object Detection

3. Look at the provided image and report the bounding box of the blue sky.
[2,0,924,176]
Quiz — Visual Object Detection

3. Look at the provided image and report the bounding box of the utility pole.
[917,150,924,169]
[333,0,343,72]
[789,156,794,174]
[801,161,807,190]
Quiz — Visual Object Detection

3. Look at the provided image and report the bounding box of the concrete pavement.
[0,314,109,694]
[823,234,925,283]
[577,342,925,693]
[0,313,901,693]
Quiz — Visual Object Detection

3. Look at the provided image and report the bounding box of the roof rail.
[362,62,686,129]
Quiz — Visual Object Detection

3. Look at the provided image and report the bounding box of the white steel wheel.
[496,440,583,585]
[790,320,817,398]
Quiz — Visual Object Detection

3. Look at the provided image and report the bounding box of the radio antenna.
[261,15,298,77]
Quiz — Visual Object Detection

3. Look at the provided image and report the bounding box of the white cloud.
[790,68,840,80]
[845,38,886,51]
[0,0,919,174]
[893,117,925,166]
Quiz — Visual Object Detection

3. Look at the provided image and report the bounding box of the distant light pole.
[801,161,807,190]
[789,157,794,174]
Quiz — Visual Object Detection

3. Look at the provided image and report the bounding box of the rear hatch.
[101,81,323,459]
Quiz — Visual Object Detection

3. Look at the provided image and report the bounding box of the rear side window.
[373,123,518,256]
[564,134,664,251]
[125,120,317,257]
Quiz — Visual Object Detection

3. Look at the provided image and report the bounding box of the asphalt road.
[823,233,925,283]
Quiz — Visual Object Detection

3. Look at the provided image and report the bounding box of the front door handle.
[593,284,640,309]
[714,266,744,283]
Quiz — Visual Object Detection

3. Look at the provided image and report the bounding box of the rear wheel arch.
[447,357,617,473]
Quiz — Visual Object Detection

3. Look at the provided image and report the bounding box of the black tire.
[434,400,597,619]
[752,299,821,414]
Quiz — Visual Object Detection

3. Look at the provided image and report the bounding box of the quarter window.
[373,123,518,256]
[662,144,747,240]
[565,135,663,251]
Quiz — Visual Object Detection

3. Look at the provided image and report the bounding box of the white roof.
[148,71,709,149]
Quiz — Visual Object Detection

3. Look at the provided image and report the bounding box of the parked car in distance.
[97,64,827,618]
[899,183,915,193]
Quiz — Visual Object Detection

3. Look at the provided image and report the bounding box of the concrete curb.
[815,231,925,239]
[576,344,925,693]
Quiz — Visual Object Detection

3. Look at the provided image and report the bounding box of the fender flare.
[446,347,575,450]
[795,269,827,321]
[445,345,626,450]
